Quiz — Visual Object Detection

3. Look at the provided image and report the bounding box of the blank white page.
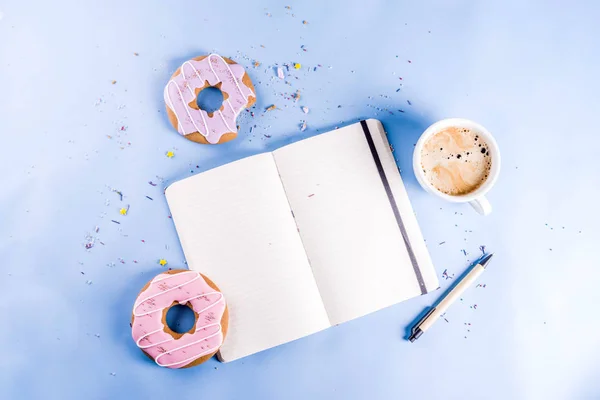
[166,153,330,362]
[273,119,438,325]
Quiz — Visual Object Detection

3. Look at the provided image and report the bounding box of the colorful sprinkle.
[294,63,301,69]
[159,259,168,266]
[301,106,309,114]
[300,121,307,131]
[166,151,175,158]
[276,67,285,79]
[266,104,277,112]
[113,189,123,201]
[119,207,128,216]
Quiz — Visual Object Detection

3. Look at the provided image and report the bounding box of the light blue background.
[1,1,599,399]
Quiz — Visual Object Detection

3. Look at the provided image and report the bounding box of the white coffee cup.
[413,118,501,215]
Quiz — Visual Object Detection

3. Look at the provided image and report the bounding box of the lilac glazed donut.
[164,53,256,144]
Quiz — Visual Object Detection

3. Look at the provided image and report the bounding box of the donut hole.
[166,303,197,334]
[196,86,225,114]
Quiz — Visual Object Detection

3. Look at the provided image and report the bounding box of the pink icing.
[164,53,255,144]
[131,271,226,368]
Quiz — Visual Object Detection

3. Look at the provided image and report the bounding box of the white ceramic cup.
[413,118,501,215]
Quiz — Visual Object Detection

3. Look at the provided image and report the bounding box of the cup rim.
[413,118,501,203]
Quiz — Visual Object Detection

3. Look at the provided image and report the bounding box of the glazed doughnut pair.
[132,54,253,369]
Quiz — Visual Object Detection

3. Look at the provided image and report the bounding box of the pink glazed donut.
[164,53,256,144]
[131,269,228,368]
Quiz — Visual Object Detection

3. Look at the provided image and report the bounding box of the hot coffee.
[420,127,492,196]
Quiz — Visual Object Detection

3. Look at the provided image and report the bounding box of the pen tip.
[479,253,494,268]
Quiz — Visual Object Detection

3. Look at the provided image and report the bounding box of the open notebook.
[165,119,439,362]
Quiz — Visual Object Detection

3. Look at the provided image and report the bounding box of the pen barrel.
[420,264,485,332]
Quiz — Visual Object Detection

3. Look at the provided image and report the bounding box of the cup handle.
[469,196,492,215]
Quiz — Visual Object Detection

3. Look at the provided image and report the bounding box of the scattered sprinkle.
[300,121,307,132]
[265,104,276,112]
[301,106,309,114]
[85,280,93,285]
[438,241,446,245]
[407,100,412,105]
[461,249,467,256]
[113,189,123,201]
[148,181,157,186]
[479,245,486,254]
[146,196,153,200]
[302,20,308,24]
[111,80,117,85]
[111,220,121,224]
[159,259,168,266]
[120,207,128,216]
[308,193,315,198]
[134,52,139,56]
[294,63,301,70]
[442,269,454,280]
[166,151,175,158]
[276,67,285,79]
[253,61,260,67]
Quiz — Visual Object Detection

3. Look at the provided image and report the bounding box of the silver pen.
[409,253,494,342]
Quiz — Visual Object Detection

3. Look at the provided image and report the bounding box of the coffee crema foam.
[420,127,492,196]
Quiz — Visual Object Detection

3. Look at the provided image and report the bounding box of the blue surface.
[1,1,599,399]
